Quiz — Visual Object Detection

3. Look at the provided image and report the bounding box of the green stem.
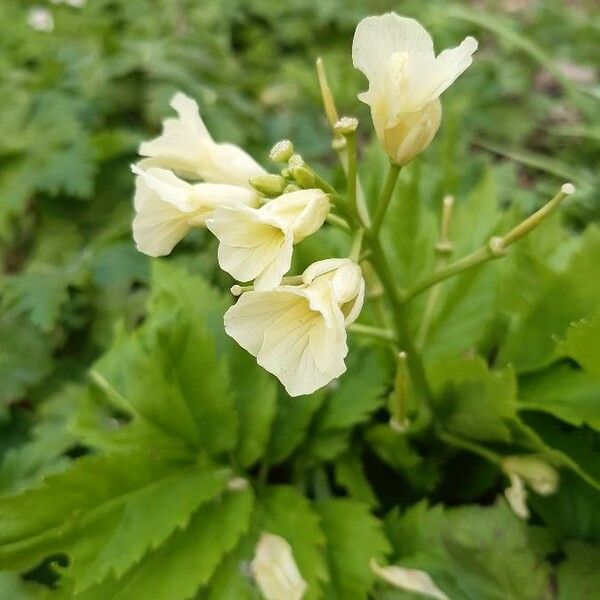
[348,322,396,343]
[371,162,401,236]
[365,233,432,404]
[344,131,360,226]
[404,183,574,301]
[438,430,502,466]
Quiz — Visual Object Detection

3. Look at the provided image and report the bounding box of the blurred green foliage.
[0,0,599,598]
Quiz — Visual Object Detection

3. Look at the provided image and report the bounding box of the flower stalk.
[404,183,575,301]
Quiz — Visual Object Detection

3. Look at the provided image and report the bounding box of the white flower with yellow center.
[352,13,477,166]
[206,189,329,290]
[224,258,364,396]
[251,533,307,600]
[138,92,266,187]
[132,165,258,257]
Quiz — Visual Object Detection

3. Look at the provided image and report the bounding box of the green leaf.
[429,356,517,443]
[266,390,326,464]
[0,451,230,583]
[0,572,48,599]
[519,364,600,430]
[306,350,385,462]
[498,225,600,372]
[384,500,552,600]
[316,499,390,600]
[334,451,378,507]
[0,312,53,404]
[557,541,600,600]
[257,486,328,600]
[230,347,277,469]
[64,488,254,600]
[558,313,600,378]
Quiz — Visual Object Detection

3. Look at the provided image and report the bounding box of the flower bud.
[250,174,287,197]
[333,116,359,136]
[251,533,307,600]
[269,139,294,163]
[290,165,316,189]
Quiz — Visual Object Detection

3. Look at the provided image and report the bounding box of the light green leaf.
[557,541,600,600]
[519,364,600,430]
[0,451,230,581]
[316,499,390,600]
[257,486,328,600]
[64,488,254,600]
[428,356,517,443]
[558,313,600,378]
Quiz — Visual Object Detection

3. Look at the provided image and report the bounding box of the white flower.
[27,7,54,32]
[206,189,330,290]
[352,13,477,165]
[138,92,266,187]
[132,165,258,257]
[370,559,449,600]
[502,455,559,519]
[504,473,530,520]
[251,533,307,600]
[224,259,364,396]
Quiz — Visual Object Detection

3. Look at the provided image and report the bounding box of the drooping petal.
[131,165,196,213]
[504,473,530,520]
[224,288,348,396]
[207,204,293,289]
[257,296,347,396]
[132,175,193,257]
[251,533,307,600]
[370,560,449,600]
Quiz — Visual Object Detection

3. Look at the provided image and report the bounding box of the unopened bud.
[269,139,294,163]
[288,154,305,169]
[250,174,287,197]
[334,116,359,136]
[332,137,346,151]
[284,183,301,194]
[290,165,316,189]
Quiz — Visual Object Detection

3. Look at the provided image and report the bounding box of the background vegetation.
[0,0,598,598]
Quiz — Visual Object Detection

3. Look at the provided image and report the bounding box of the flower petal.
[251,533,307,600]
[352,13,434,91]
[207,205,292,288]
[370,559,449,600]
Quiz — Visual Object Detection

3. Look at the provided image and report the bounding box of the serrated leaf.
[316,499,390,600]
[0,312,53,403]
[498,225,600,372]
[558,313,600,378]
[64,488,254,600]
[0,450,230,581]
[257,486,328,600]
[428,356,517,443]
[519,364,600,430]
[384,500,552,600]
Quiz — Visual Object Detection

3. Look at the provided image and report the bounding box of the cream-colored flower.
[504,473,530,520]
[27,7,54,32]
[224,259,364,396]
[206,189,329,290]
[138,92,266,187]
[251,533,307,600]
[352,13,477,165]
[370,559,448,600]
[132,165,258,257]
[502,455,559,519]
